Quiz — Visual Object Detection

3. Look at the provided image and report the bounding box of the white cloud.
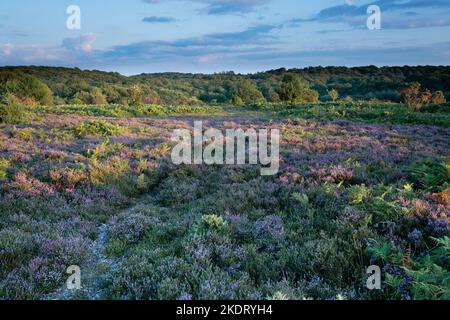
[1,43,13,56]
[62,33,96,53]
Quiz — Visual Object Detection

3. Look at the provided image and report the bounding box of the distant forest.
[1,65,450,106]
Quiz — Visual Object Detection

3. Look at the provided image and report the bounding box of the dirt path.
[44,199,152,300]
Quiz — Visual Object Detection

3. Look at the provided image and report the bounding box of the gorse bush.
[72,120,125,138]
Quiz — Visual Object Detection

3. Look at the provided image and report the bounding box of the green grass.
[249,102,450,127]
[35,102,450,127]
[37,104,224,117]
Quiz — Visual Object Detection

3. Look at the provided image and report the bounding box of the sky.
[1,0,450,75]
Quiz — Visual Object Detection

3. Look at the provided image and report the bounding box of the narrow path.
[44,198,152,300]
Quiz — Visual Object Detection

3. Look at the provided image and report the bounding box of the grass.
[36,104,224,117]
[34,102,450,127]
[249,102,450,126]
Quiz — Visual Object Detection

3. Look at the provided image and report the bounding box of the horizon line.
[1,64,450,78]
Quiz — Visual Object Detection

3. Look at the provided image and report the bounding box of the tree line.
[1,65,449,107]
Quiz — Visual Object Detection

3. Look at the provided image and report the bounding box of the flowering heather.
[0,104,449,300]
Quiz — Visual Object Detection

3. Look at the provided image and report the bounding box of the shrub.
[232,79,266,104]
[11,127,37,141]
[278,74,319,104]
[430,91,446,104]
[72,120,124,138]
[90,88,108,105]
[232,96,245,106]
[192,215,228,237]
[328,89,339,102]
[108,211,156,244]
[0,158,10,179]
[399,83,446,110]
[0,72,52,105]
[88,157,129,186]
[399,82,424,110]
[0,97,30,124]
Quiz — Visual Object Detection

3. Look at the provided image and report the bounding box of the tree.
[232,96,244,106]
[399,82,423,110]
[278,73,319,104]
[73,91,91,105]
[129,85,142,106]
[232,79,265,104]
[328,89,339,102]
[0,72,52,106]
[90,88,107,105]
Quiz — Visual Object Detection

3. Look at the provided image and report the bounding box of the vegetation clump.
[72,120,125,138]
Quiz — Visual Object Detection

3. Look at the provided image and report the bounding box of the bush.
[399,83,446,110]
[191,215,228,237]
[72,120,124,138]
[278,74,319,104]
[0,72,52,106]
[0,98,30,124]
[0,158,10,179]
[232,79,266,104]
[430,91,446,104]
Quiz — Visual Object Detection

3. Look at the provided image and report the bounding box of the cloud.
[317,0,450,19]
[142,16,177,23]
[198,0,271,14]
[198,54,220,64]
[235,41,450,67]
[1,43,13,56]
[142,0,271,15]
[104,24,277,60]
[62,33,96,53]
[307,0,450,30]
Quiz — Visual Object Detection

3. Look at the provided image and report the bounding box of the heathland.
[0,66,449,300]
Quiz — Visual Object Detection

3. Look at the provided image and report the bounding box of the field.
[0,102,449,300]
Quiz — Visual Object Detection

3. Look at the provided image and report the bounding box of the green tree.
[232,79,265,104]
[90,87,107,105]
[73,91,91,105]
[0,72,52,106]
[278,73,319,104]
[232,96,245,106]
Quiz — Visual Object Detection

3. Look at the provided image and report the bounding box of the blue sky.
[1,0,450,75]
